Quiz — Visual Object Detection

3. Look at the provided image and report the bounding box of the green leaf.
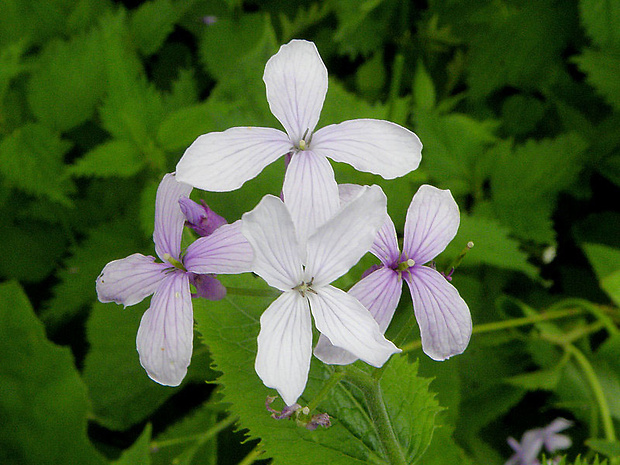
[500,94,545,136]
[41,218,148,328]
[113,424,152,465]
[130,0,181,56]
[490,133,588,243]
[573,49,620,111]
[579,0,620,50]
[413,60,436,111]
[69,139,145,178]
[443,212,539,279]
[412,110,499,195]
[592,335,620,421]
[0,40,28,103]
[586,439,620,459]
[194,274,440,464]
[0,123,74,205]
[82,301,182,430]
[355,51,386,100]
[582,244,620,305]
[27,29,106,131]
[0,281,105,465]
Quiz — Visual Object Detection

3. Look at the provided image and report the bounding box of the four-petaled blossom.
[96,173,253,386]
[176,39,422,246]
[315,184,472,364]
[506,418,573,465]
[241,186,400,405]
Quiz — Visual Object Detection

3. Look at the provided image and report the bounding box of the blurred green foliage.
[1,0,619,464]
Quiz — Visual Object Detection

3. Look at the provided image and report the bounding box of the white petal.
[241,195,303,291]
[314,267,402,365]
[184,220,253,274]
[136,272,193,386]
[339,183,399,266]
[263,39,328,144]
[403,185,460,265]
[282,151,339,249]
[153,173,193,261]
[255,291,313,406]
[312,119,422,179]
[309,285,400,367]
[96,253,168,307]
[306,185,387,286]
[175,127,292,191]
[403,266,472,361]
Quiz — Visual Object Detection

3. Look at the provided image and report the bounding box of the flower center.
[163,253,186,271]
[396,258,415,272]
[296,128,311,151]
[293,277,316,298]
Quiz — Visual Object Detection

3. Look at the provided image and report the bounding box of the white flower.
[177,39,422,246]
[241,185,400,405]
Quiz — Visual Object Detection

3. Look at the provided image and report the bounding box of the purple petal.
[154,173,193,261]
[241,195,304,291]
[312,119,422,179]
[176,127,292,191]
[404,266,472,360]
[189,274,226,300]
[305,185,387,286]
[309,285,400,368]
[255,291,313,406]
[184,220,253,274]
[136,272,193,386]
[403,185,460,265]
[314,267,402,365]
[263,39,328,144]
[96,253,168,307]
[178,197,227,237]
[282,151,340,249]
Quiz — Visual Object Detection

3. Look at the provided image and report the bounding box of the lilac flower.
[176,39,422,246]
[315,184,472,364]
[241,186,400,405]
[506,418,573,465]
[96,173,253,386]
[179,197,227,237]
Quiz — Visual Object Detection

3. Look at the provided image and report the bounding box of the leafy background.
[1,0,619,464]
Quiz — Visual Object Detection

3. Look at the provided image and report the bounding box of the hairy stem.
[345,366,407,465]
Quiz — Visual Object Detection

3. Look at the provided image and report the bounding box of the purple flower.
[506,418,573,465]
[179,197,228,237]
[315,184,472,364]
[96,173,253,386]
[176,39,422,247]
[241,186,399,405]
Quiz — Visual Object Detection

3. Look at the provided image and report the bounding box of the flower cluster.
[506,418,573,465]
[96,39,472,408]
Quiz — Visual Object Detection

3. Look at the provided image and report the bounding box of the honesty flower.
[506,418,573,465]
[96,173,252,386]
[177,39,422,245]
[315,184,472,364]
[241,186,400,405]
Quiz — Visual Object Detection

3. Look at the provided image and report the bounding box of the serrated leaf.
[490,133,588,243]
[69,139,145,178]
[0,281,105,465]
[0,40,28,102]
[113,424,152,465]
[27,28,106,131]
[193,274,440,464]
[130,0,178,56]
[0,123,74,205]
[413,110,499,195]
[443,212,539,278]
[580,0,620,50]
[41,218,148,328]
[573,49,620,111]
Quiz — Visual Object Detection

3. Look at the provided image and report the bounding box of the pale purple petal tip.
[190,274,226,300]
[179,197,227,237]
[96,253,168,307]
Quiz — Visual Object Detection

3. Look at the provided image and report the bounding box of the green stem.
[150,415,237,450]
[400,307,583,353]
[306,367,346,412]
[548,298,619,336]
[345,366,407,465]
[564,344,616,443]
